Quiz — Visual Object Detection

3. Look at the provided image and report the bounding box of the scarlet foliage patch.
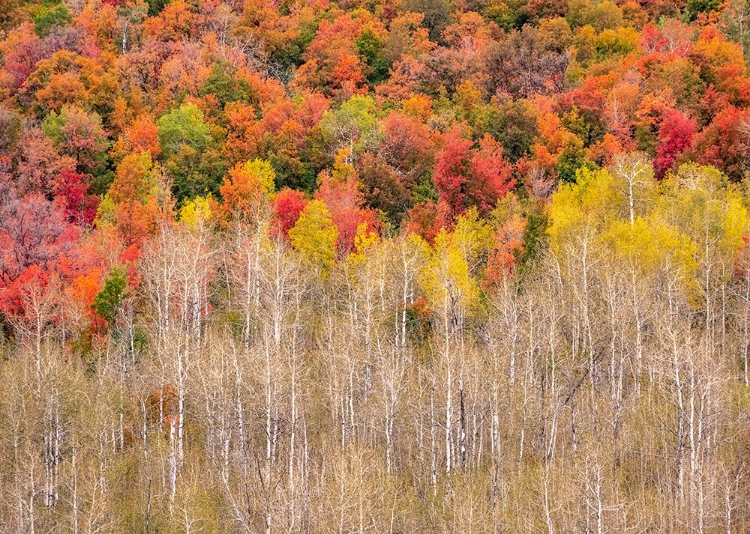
[272,188,308,241]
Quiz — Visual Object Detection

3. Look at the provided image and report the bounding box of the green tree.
[479,100,539,163]
[32,2,72,37]
[356,28,390,85]
[555,136,596,183]
[157,104,224,202]
[687,0,722,20]
[146,0,169,16]
[319,95,378,163]
[42,105,111,193]
[93,267,128,327]
[199,63,255,109]
[402,0,452,42]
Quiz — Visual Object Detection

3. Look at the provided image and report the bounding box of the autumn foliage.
[2,0,750,530]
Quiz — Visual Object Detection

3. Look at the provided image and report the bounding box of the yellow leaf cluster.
[289,200,339,275]
[417,209,493,320]
[179,196,213,231]
[547,167,625,256]
[549,159,750,302]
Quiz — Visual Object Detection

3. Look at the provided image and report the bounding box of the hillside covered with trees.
[1,0,750,531]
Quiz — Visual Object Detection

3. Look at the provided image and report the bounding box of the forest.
[1,0,750,531]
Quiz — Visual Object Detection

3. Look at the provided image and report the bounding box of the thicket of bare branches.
[1,210,749,533]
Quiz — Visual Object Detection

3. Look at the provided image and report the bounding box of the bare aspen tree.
[141,217,216,511]
[611,153,654,227]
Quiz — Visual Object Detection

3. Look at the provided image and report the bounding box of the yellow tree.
[547,167,627,258]
[416,209,492,476]
[653,163,749,346]
[547,167,627,397]
[601,216,698,422]
[288,200,338,276]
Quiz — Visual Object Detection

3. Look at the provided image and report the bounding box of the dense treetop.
[2,0,750,287]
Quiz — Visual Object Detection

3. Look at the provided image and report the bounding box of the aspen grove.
[1,0,750,531]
